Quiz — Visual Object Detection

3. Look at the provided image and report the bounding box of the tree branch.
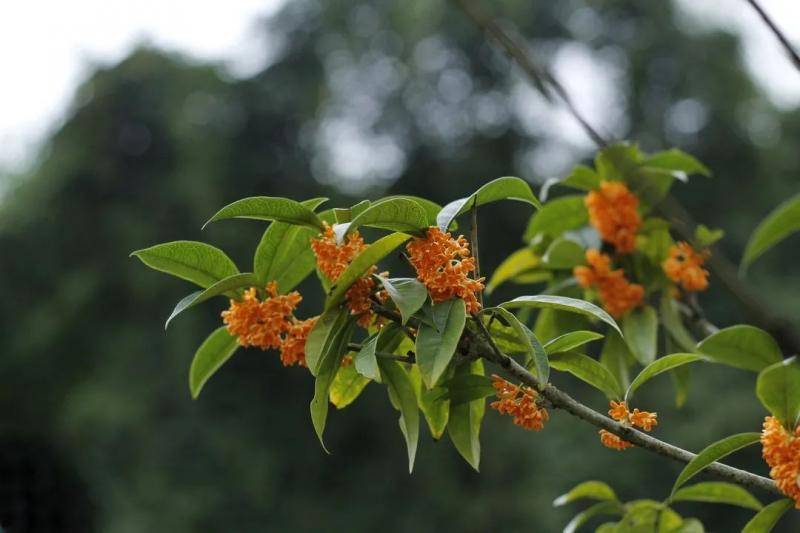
[744,0,800,73]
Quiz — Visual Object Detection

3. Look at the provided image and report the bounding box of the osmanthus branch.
[452,0,800,357]
[744,0,800,73]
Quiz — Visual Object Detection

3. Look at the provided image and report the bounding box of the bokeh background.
[1,1,799,531]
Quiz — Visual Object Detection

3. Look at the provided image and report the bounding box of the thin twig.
[470,203,484,308]
[744,0,800,72]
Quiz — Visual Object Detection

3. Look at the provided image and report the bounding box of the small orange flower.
[663,242,709,292]
[599,401,657,450]
[222,282,301,350]
[311,222,367,282]
[585,180,641,253]
[341,355,354,367]
[406,227,484,313]
[279,316,318,367]
[573,250,644,318]
[489,375,549,431]
[599,429,634,451]
[761,416,800,507]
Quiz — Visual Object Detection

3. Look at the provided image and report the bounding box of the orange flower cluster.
[573,250,644,318]
[406,227,484,313]
[311,222,385,327]
[585,180,641,253]
[490,375,549,431]
[599,401,658,451]
[761,416,800,507]
[221,282,315,367]
[663,242,709,292]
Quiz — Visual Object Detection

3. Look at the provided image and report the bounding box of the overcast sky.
[0,0,798,174]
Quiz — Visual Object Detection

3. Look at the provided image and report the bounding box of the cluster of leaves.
[133,146,800,532]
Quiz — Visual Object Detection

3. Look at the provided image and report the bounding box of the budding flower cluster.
[573,250,644,318]
[663,241,709,292]
[490,375,549,431]
[585,181,641,254]
[599,400,658,451]
[761,416,800,508]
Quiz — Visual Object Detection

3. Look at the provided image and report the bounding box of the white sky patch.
[0,0,282,172]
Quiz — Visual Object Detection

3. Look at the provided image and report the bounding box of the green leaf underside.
[379,359,420,473]
[501,295,621,335]
[310,319,356,452]
[354,324,406,382]
[416,299,467,388]
[671,482,762,510]
[204,196,324,230]
[544,330,604,355]
[329,363,370,409]
[756,357,800,426]
[549,351,624,399]
[132,240,239,289]
[254,197,327,291]
[742,192,800,271]
[165,272,257,329]
[379,277,428,325]
[447,360,485,471]
[553,480,618,507]
[325,232,412,311]
[696,325,782,372]
[626,353,704,400]
[306,308,351,377]
[741,499,793,533]
[671,433,761,494]
[334,197,428,242]
[622,305,658,365]
[409,365,450,440]
[436,177,540,231]
[484,307,549,384]
[189,327,239,399]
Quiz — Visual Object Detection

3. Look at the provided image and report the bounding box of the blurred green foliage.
[0,0,798,531]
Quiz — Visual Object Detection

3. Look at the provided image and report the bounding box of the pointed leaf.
[438,374,495,406]
[553,480,619,507]
[334,197,427,243]
[131,240,239,288]
[742,192,800,271]
[165,273,258,329]
[324,232,412,310]
[189,327,239,399]
[203,196,324,230]
[416,299,467,388]
[541,236,585,269]
[563,501,623,533]
[486,248,541,294]
[379,277,428,324]
[756,357,800,426]
[643,149,711,178]
[549,351,623,399]
[408,365,450,440]
[501,295,621,335]
[305,308,351,377]
[523,195,588,242]
[671,482,762,510]
[599,329,634,391]
[696,325,782,372]
[741,499,793,533]
[483,306,549,384]
[671,433,761,494]
[329,363,370,409]
[622,305,658,365]
[660,292,697,352]
[626,353,704,400]
[436,177,540,231]
[544,331,604,355]
[447,360,485,471]
[378,359,420,473]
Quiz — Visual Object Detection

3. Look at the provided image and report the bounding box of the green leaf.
[305,308,351,377]
[447,360,485,471]
[741,499,793,533]
[354,324,406,381]
[541,236,585,269]
[643,149,711,178]
[381,195,444,227]
[310,319,356,452]
[378,359,420,473]
[622,306,658,365]
[544,331,604,355]
[671,482,762,511]
[501,295,621,335]
[329,363,370,409]
[660,292,697,352]
[416,299,467,388]
[523,195,588,242]
[324,232,411,310]
[334,197,428,242]
[626,353,704,400]
[671,362,692,408]
[408,365,450,440]
[165,273,258,329]
[203,196,324,230]
[599,329,635,391]
[614,500,683,532]
[549,351,623,399]
[563,501,623,533]
[436,176,540,231]
[595,142,643,181]
[189,327,239,399]
[439,374,495,406]
[563,165,601,191]
[694,224,724,248]
[696,325,782,372]
[483,307,549,384]
[742,193,800,272]
[671,433,761,494]
[486,248,541,294]
[253,197,327,291]
[553,480,619,507]
[379,277,428,325]
[756,357,800,426]
[131,240,239,289]
[675,518,706,533]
